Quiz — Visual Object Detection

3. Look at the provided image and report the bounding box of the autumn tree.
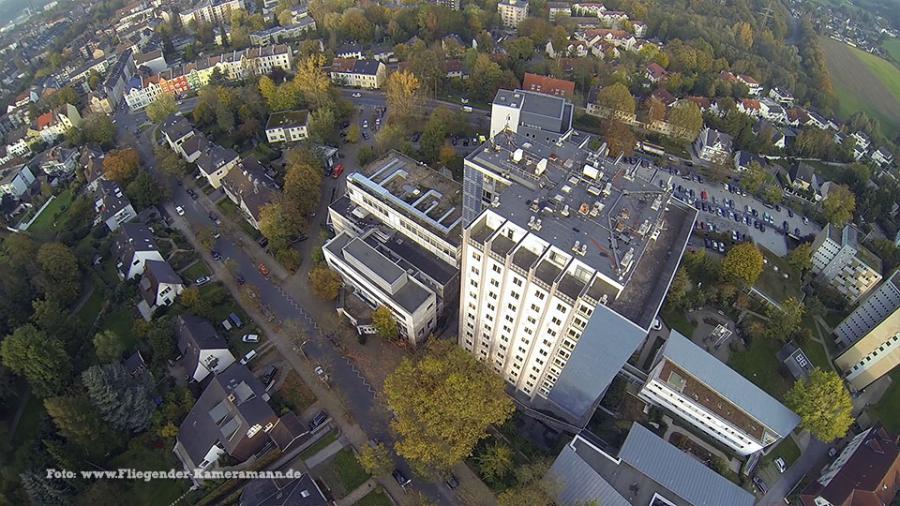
[154,145,189,178]
[145,94,178,123]
[103,148,141,185]
[309,266,342,301]
[384,341,515,471]
[258,201,295,252]
[786,368,853,442]
[668,100,703,139]
[721,243,764,286]
[258,75,301,112]
[357,442,393,476]
[497,460,556,506]
[283,148,323,219]
[766,296,805,340]
[645,97,666,123]
[478,443,514,482]
[385,70,421,130]
[822,184,856,227]
[93,330,126,363]
[295,54,332,108]
[372,305,398,340]
[346,124,361,143]
[37,242,80,306]
[1,325,71,397]
[787,243,813,272]
[597,83,636,117]
[604,120,636,157]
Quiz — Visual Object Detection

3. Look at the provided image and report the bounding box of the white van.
[463,106,473,113]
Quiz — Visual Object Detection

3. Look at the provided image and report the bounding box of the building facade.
[329,59,387,89]
[498,0,529,28]
[811,223,883,303]
[489,89,574,143]
[264,110,309,143]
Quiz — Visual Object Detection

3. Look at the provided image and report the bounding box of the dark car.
[782,221,789,232]
[704,238,712,249]
[257,236,269,248]
[445,474,459,489]
[787,208,794,217]
[309,410,329,430]
[210,250,222,261]
[187,189,198,200]
[235,273,246,285]
[261,365,278,388]
[392,469,412,488]
[228,313,243,328]
[795,227,800,236]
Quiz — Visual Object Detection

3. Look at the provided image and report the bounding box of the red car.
[257,263,270,278]
[332,163,344,179]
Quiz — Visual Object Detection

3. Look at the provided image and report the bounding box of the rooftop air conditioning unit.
[513,148,524,162]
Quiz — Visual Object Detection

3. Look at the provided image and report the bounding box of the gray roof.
[344,237,405,285]
[197,144,238,174]
[548,443,630,506]
[239,474,327,506]
[161,115,193,142]
[353,59,382,75]
[177,315,229,376]
[661,331,800,437]
[145,259,182,285]
[98,179,134,221]
[619,424,756,506]
[777,341,814,380]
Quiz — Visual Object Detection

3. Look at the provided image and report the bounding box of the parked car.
[239,349,257,365]
[261,365,278,389]
[774,458,786,473]
[352,92,361,98]
[752,476,768,495]
[222,319,233,331]
[195,276,211,286]
[309,410,329,430]
[241,334,259,343]
[210,250,222,261]
[258,263,270,277]
[228,313,243,328]
[717,242,725,253]
[392,469,412,488]
[332,163,344,179]
[175,206,185,216]
[314,366,326,381]
[235,273,245,285]
[445,474,459,489]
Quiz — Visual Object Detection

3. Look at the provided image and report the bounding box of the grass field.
[870,370,900,433]
[820,37,900,139]
[26,189,74,237]
[728,328,793,401]
[356,488,392,506]
[315,447,370,499]
[882,38,900,66]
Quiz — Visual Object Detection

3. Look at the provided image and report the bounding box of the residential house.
[871,148,894,168]
[645,62,667,83]
[638,331,800,456]
[694,127,733,164]
[179,132,209,163]
[134,49,167,73]
[632,20,647,37]
[176,315,236,383]
[264,110,309,144]
[173,362,279,472]
[769,87,794,106]
[548,424,756,506]
[522,72,575,100]
[497,0,529,28]
[799,425,899,506]
[547,2,571,21]
[737,98,761,117]
[733,150,765,172]
[221,158,280,230]
[196,143,239,189]
[329,59,387,89]
[571,2,605,16]
[160,115,195,154]
[114,222,164,280]
[239,474,328,506]
[138,260,184,318]
[95,179,137,231]
[736,74,761,95]
[790,162,818,192]
[39,146,78,175]
[0,164,35,198]
[80,146,105,190]
[759,98,787,123]
[810,223,883,303]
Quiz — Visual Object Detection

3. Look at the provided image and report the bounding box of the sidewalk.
[304,438,346,468]
[336,478,377,506]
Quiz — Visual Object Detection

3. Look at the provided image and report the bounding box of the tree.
[20,470,70,506]
[145,94,178,123]
[721,243,764,286]
[786,368,853,442]
[346,124,361,143]
[646,98,666,123]
[1,325,70,397]
[766,296,805,340]
[81,363,155,433]
[668,101,703,139]
[258,201,296,252]
[822,184,856,227]
[93,330,126,363]
[597,83,636,116]
[478,443,514,482]
[308,106,340,145]
[740,162,768,194]
[467,54,503,101]
[295,54,332,108]
[44,393,119,457]
[258,75,301,112]
[497,460,556,506]
[80,113,116,147]
[31,297,74,342]
[604,120,636,157]
[384,341,515,471]
[787,243,813,272]
[357,443,392,476]
[154,145,189,178]
[37,242,80,306]
[385,70,421,129]
[309,266,342,300]
[103,148,141,185]
[126,171,164,209]
[372,305,398,339]
[283,148,323,219]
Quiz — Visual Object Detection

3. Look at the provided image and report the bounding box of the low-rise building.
[138,260,184,319]
[95,179,137,231]
[39,145,78,175]
[264,110,309,144]
[176,315,236,383]
[134,49,167,73]
[547,2,571,21]
[834,271,900,391]
[0,164,35,198]
[790,162,818,192]
[490,89,574,143]
[114,222,164,280]
[249,17,317,46]
[329,58,387,89]
[196,143,239,189]
[768,87,794,106]
[522,72,575,100]
[693,127,733,164]
[810,223,883,303]
[239,473,328,506]
[221,158,280,230]
[497,0,529,28]
[80,146,105,191]
[639,331,800,456]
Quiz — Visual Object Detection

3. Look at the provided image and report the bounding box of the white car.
[240,349,257,365]
[175,206,185,216]
[242,334,259,343]
[195,276,211,286]
[651,318,662,331]
[352,92,362,98]
[774,458,786,473]
[314,366,326,380]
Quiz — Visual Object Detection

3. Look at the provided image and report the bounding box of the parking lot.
[635,164,821,256]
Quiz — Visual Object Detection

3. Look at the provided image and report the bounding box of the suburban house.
[736,74,761,95]
[548,424,756,506]
[799,425,899,506]
[0,164,36,198]
[239,473,328,506]
[638,331,800,456]
[161,115,195,153]
[645,62,667,83]
[81,146,105,191]
[871,148,894,168]
[176,315,236,383]
[249,17,317,46]
[196,143,240,189]
[810,223,883,303]
[329,58,387,89]
[522,72,575,100]
[694,127,733,164]
[95,179,137,231]
[180,132,210,163]
[114,222,164,280]
[264,110,309,144]
[173,362,279,472]
[769,87,795,106]
[221,158,280,230]
[39,146,78,175]
[790,162,819,192]
[137,260,184,319]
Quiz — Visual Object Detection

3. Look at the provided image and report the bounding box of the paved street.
[758,436,830,505]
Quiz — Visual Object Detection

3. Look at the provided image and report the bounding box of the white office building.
[639,332,800,456]
[490,89,574,143]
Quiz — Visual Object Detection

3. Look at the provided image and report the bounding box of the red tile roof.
[646,63,667,80]
[36,112,53,130]
[522,73,575,99]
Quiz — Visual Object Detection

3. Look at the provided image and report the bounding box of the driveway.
[757,436,830,505]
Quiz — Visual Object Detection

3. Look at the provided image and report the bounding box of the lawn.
[883,37,900,66]
[299,430,339,460]
[77,286,108,326]
[869,369,900,433]
[274,371,317,415]
[661,306,696,337]
[820,37,900,139]
[109,445,189,506]
[763,436,801,467]
[315,447,370,499]
[26,188,75,236]
[754,247,802,304]
[180,260,210,281]
[728,331,792,401]
[102,305,139,352]
[355,488,392,506]
[797,316,832,370]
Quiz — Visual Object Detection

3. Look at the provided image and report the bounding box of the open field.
[882,38,900,66]
[820,37,900,139]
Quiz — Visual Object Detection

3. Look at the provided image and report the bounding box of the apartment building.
[264,110,309,144]
[498,0,529,28]
[489,89,574,144]
[811,223,883,303]
[428,0,460,9]
[179,0,245,26]
[639,332,800,456]
[249,17,316,46]
[325,152,462,342]
[459,102,696,425]
[834,271,900,391]
[693,127,733,164]
[329,59,387,89]
[0,164,35,198]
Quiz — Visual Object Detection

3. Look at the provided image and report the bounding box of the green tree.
[785,368,853,442]
[44,393,120,457]
[295,54,332,108]
[384,341,515,471]
[822,184,856,228]
[126,171,164,209]
[283,148,323,219]
[721,243,764,286]
[478,443,514,482]
[154,145,189,178]
[81,363,155,433]
[740,162,768,194]
[597,83,636,116]
[372,305,398,339]
[346,123,361,143]
[309,266,342,301]
[467,54,503,101]
[787,243,813,272]
[497,460,555,506]
[1,325,71,397]
[20,470,70,506]
[766,296,805,340]
[258,201,296,252]
[93,330,126,363]
[668,101,703,139]
[145,94,178,123]
[31,297,74,342]
[79,113,117,147]
[308,106,340,145]
[357,443,392,476]
[37,242,80,306]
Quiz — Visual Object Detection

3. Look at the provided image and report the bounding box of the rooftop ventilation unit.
[491,195,501,207]
[602,182,612,196]
[590,202,604,217]
[583,164,599,179]
[561,204,570,217]
[536,158,548,176]
[513,148,524,162]
[528,217,542,231]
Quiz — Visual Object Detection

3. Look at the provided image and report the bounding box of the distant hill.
[0,0,54,26]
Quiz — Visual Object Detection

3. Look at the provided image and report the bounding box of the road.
[113,98,461,505]
[758,436,830,505]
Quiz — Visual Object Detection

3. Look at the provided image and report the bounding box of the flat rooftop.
[266,110,309,129]
[465,131,696,329]
[351,151,462,246]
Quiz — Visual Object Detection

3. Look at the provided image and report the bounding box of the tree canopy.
[720,243,764,286]
[372,305,398,340]
[1,325,71,398]
[785,368,853,442]
[102,148,141,185]
[822,184,856,228]
[309,266,342,301]
[145,94,178,124]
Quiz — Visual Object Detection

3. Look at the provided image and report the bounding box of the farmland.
[882,37,900,66]
[820,37,900,139]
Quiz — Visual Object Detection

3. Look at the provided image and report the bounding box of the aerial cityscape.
[0,0,897,504]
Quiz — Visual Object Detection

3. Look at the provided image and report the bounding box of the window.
[530,304,540,313]
[535,291,545,300]
[492,264,501,273]
[511,291,520,300]
[490,279,500,287]
[513,277,523,286]
[556,304,567,313]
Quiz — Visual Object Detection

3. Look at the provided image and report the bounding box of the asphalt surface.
[758,437,830,505]
[113,97,459,505]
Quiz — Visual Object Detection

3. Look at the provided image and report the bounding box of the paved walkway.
[336,478,377,506]
[304,438,347,468]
